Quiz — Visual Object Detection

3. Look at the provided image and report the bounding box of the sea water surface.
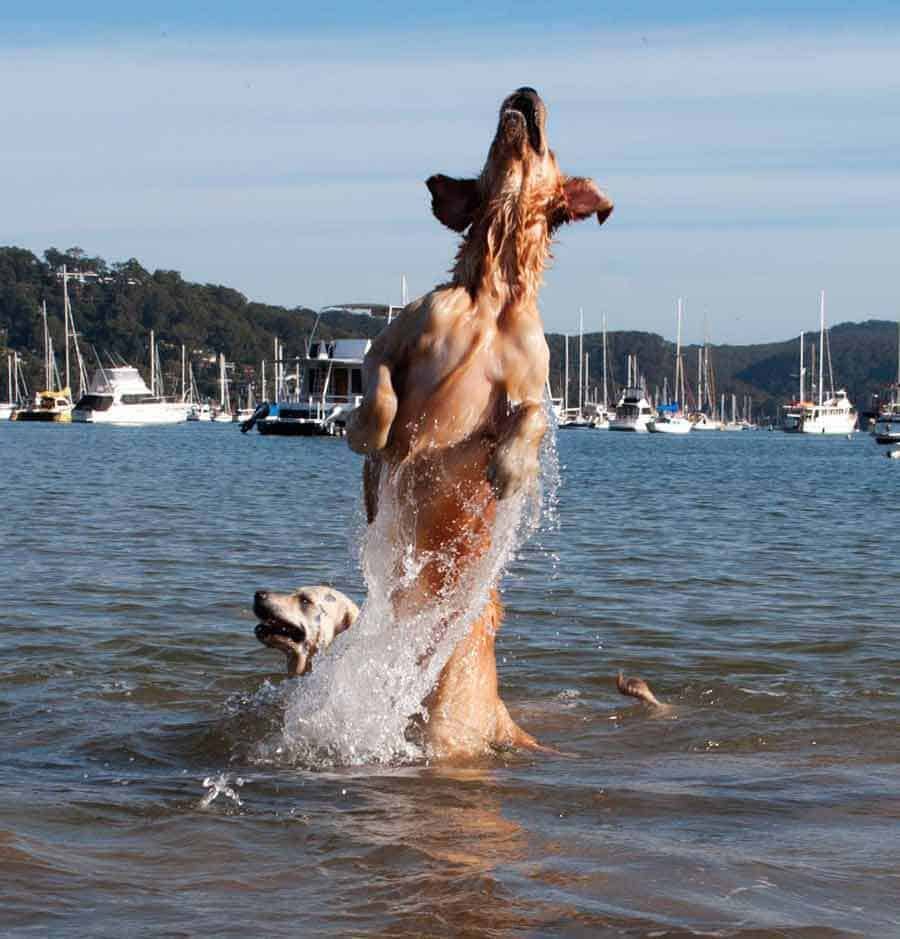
[0,423,897,938]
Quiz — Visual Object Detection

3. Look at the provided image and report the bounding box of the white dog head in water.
[254,586,359,677]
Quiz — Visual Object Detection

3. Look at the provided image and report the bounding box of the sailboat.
[649,298,692,434]
[211,353,233,422]
[587,312,612,428]
[0,352,21,420]
[14,293,79,423]
[688,327,722,430]
[559,309,592,428]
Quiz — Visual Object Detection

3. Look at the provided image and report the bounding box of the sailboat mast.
[697,348,703,411]
[62,265,71,392]
[261,360,267,402]
[675,298,683,407]
[150,329,156,396]
[181,345,186,401]
[274,337,280,399]
[818,290,825,408]
[577,309,584,415]
[6,353,11,403]
[799,331,805,402]
[563,334,569,412]
[602,313,608,410]
[584,353,590,406]
[42,301,51,391]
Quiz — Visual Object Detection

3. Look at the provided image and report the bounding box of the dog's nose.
[255,591,269,603]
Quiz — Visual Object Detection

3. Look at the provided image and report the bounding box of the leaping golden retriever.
[347,87,613,757]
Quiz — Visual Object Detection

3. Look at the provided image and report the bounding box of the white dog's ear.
[336,609,354,635]
[555,177,614,228]
[335,598,359,635]
[426,175,480,232]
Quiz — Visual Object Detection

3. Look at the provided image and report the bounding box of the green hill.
[1,245,895,418]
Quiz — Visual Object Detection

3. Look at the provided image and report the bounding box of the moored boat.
[72,366,187,424]
[255,337,370,436]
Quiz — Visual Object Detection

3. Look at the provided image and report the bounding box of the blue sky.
[2,2,898,343]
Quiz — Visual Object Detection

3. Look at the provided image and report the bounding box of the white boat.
[783,293,857,435]
[798,389,857,435]
[74,329,188,424]
[649,411,693,434]
[0,352,21,419]
[689,412,721,431]
[609,388,654,432]
[210,353,233,422]
[609,356,654,432]
[253,336,370,436]
[648,299,693,435]
[73,365,187,424]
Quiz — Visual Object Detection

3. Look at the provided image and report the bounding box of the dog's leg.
[487,401,547,500]
[347,363,398,455]
[424,591,542,757]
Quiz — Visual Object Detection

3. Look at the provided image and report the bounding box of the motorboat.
[609,387,655,432]
[14,388,74,423]
[73,366,188,424]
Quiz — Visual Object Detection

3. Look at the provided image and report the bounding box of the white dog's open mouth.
[254,619,306,645]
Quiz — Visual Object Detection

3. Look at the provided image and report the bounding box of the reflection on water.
[0,423,897,937]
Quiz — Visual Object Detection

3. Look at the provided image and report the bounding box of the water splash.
[199,773,245,809]
[259,406,558,768]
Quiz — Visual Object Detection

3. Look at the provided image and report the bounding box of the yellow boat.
[12,388,74,423]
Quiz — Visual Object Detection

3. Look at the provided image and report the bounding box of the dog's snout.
[255,590,269,603]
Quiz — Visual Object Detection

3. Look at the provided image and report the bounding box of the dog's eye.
[298,594,312,609]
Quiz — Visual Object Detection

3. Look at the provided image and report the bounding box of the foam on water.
[261,409,559,768]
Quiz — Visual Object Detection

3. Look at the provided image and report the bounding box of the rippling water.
[1,423,897,937]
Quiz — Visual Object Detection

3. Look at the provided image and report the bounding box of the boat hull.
[648,419,692,434]
[257,419,343,436]
[13,409,72,423]
[72,405,187,424]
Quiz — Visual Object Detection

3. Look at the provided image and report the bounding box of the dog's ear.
[552,177,613,229]
[336,608,355,635]
[426,175,480,232]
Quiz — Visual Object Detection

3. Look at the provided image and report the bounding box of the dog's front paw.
[487,446,537,500]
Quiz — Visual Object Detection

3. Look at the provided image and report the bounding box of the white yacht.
[797,389,857,435]
[252,337,370,436]
[783,292,857,435]
[73,366,188,424]
[609,388,655,432]
[609,354,654,432]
